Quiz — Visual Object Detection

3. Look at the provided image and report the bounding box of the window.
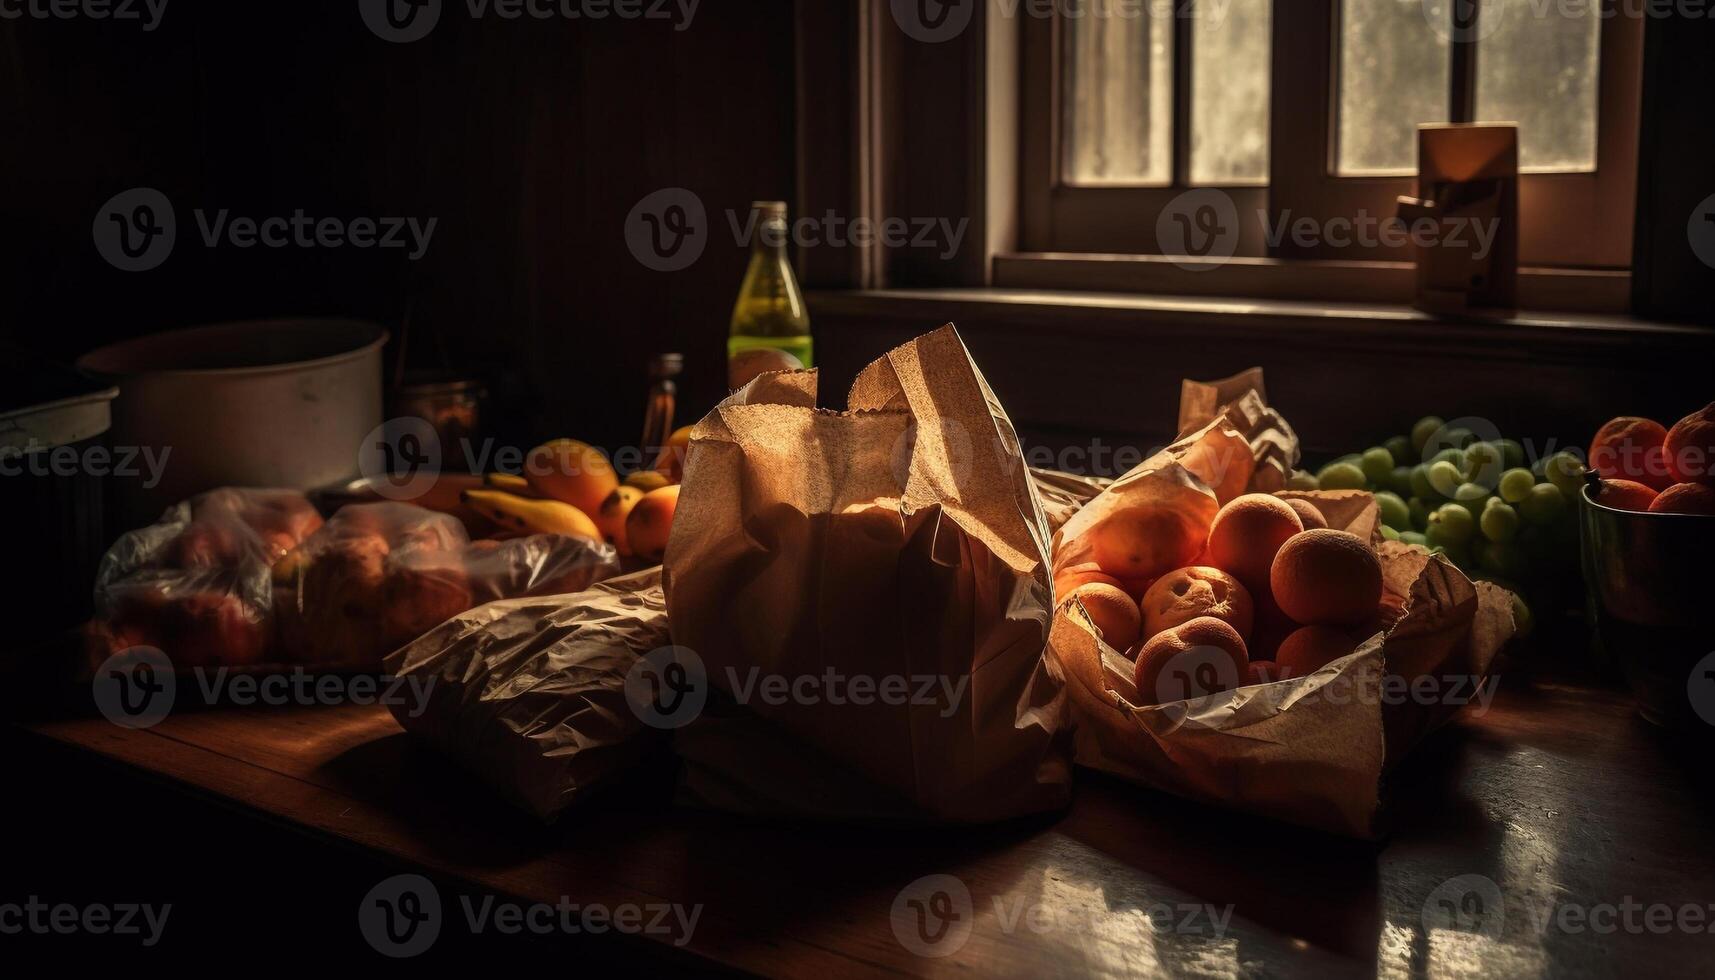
[1019,0,1642,278]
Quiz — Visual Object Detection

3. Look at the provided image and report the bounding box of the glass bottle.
[727,201,812,388]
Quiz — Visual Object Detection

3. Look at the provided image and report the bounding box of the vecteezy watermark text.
[359,0,701,43]
[358,874,701,957]
[1,442,171,489]
[624,647,971,729]
[623,187,969,272]
[93,647,437,730]
[0,0,168,29]
[94,188,437,272]
[889,873,1233,958]
[0,898,171,946]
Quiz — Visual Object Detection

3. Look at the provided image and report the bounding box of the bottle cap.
[649,353,684,379]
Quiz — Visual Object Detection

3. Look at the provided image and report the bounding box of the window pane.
[1475,0,1600,172]
[1337,0,1451,175]
[1190,0,1271,185]
[1061,5,1173,185]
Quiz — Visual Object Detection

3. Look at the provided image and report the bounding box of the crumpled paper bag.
[1047,374,1515,838]
[384,568,668,821]
[663,324,1071,822]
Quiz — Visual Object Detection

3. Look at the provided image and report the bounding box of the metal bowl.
[1579,484,1715,732]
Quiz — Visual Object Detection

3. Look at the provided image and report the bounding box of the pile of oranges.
[1057,493,1390,705]
[1586,403,1715,515]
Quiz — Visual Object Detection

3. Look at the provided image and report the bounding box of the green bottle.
[727,201,812,388]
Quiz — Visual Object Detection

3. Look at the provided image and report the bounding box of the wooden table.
[10,667,1714,976]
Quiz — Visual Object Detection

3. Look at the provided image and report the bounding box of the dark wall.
[0,2,797,454]
[1633,12,1715,325]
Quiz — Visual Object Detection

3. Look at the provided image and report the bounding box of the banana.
[460,489,602,543]
[484,472,539,496]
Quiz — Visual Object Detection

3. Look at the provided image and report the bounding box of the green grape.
[1544,451,1586,498]
[1443,427,1476,450]
[1427,460,1464,498]
[1408,496,1432,530]
[1429,447,1468,472]
[1498,467,1535,503]
[1479,500,1520,542]
[1429,503,1476,544]
[1387,465,1415,497]
[1398,530,1428,547]
[1520,482,1568,525]
[1497,439,1526,470]
[1375,491,1411,529]
[1411,416,1447,458]
[1453,482,1491,518]
[1361,447,1395,485]
[1464,441,1504,488]
[1320,454,1362,475]
[1531,455,1549,478]
[1380,524,1400,541]
[1512,593,1534,639]
[1286,470,1320,491]
[1383,435,1412,464]
[1409,464,1438,501]
[1477,539,1528,578]
[1318,462,1368,491]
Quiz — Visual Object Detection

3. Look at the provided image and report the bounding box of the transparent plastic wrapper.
[385,568,668,821]
[274,502,621,668]
[89,489,325,670]
[664,325,1072,823]
[90,491,621,672]
[1047,373,1516,838]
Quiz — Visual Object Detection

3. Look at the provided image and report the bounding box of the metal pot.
[1579,483,1715,732]
[78,319,388,528]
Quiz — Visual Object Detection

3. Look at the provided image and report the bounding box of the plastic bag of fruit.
[90,491,622,673]
[89,488,326,670]
[273,501,621,668]
[664,325,1071,823]
[1046,374,1516,838]
[384,568,669,821]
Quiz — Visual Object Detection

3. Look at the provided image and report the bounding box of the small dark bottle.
[641,353,683,464]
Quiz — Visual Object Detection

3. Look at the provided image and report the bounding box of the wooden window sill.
[992,252,1634,314]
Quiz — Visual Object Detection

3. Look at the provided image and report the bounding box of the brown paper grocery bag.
[1048,374,1515,838]
[663,325,1071,822]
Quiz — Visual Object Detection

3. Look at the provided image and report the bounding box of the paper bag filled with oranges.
[1047,372,1516,838]
[663,325,1071,823]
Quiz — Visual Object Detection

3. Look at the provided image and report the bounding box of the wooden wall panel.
[0,3,797,455]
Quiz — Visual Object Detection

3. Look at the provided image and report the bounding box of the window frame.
[1019,0,1644,273]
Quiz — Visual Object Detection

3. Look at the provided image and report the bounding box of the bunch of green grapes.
[1287,416,1587,638]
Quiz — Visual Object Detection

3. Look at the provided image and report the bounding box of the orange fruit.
[625,485,680,563]
[1589,416,1673,492]
[1246,589,1301,662]
[1274,625,1362,676]
[526,439,620,517]
[654,425,694,483]
[1270,529,1383,627]
[1206,493,1305,591]
[1279,497,1328,531]
[624,470,672,493]
[1648,482,1715,515]
[1088,504,1204,583]
[595,485,645,556]
[1130,617,1249,705]
[1069,582,1142,651]
[1054,561,1125,598]
[1591,478,1659,513]
[1665,402,1715,486]
[1139,566,1254,642]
